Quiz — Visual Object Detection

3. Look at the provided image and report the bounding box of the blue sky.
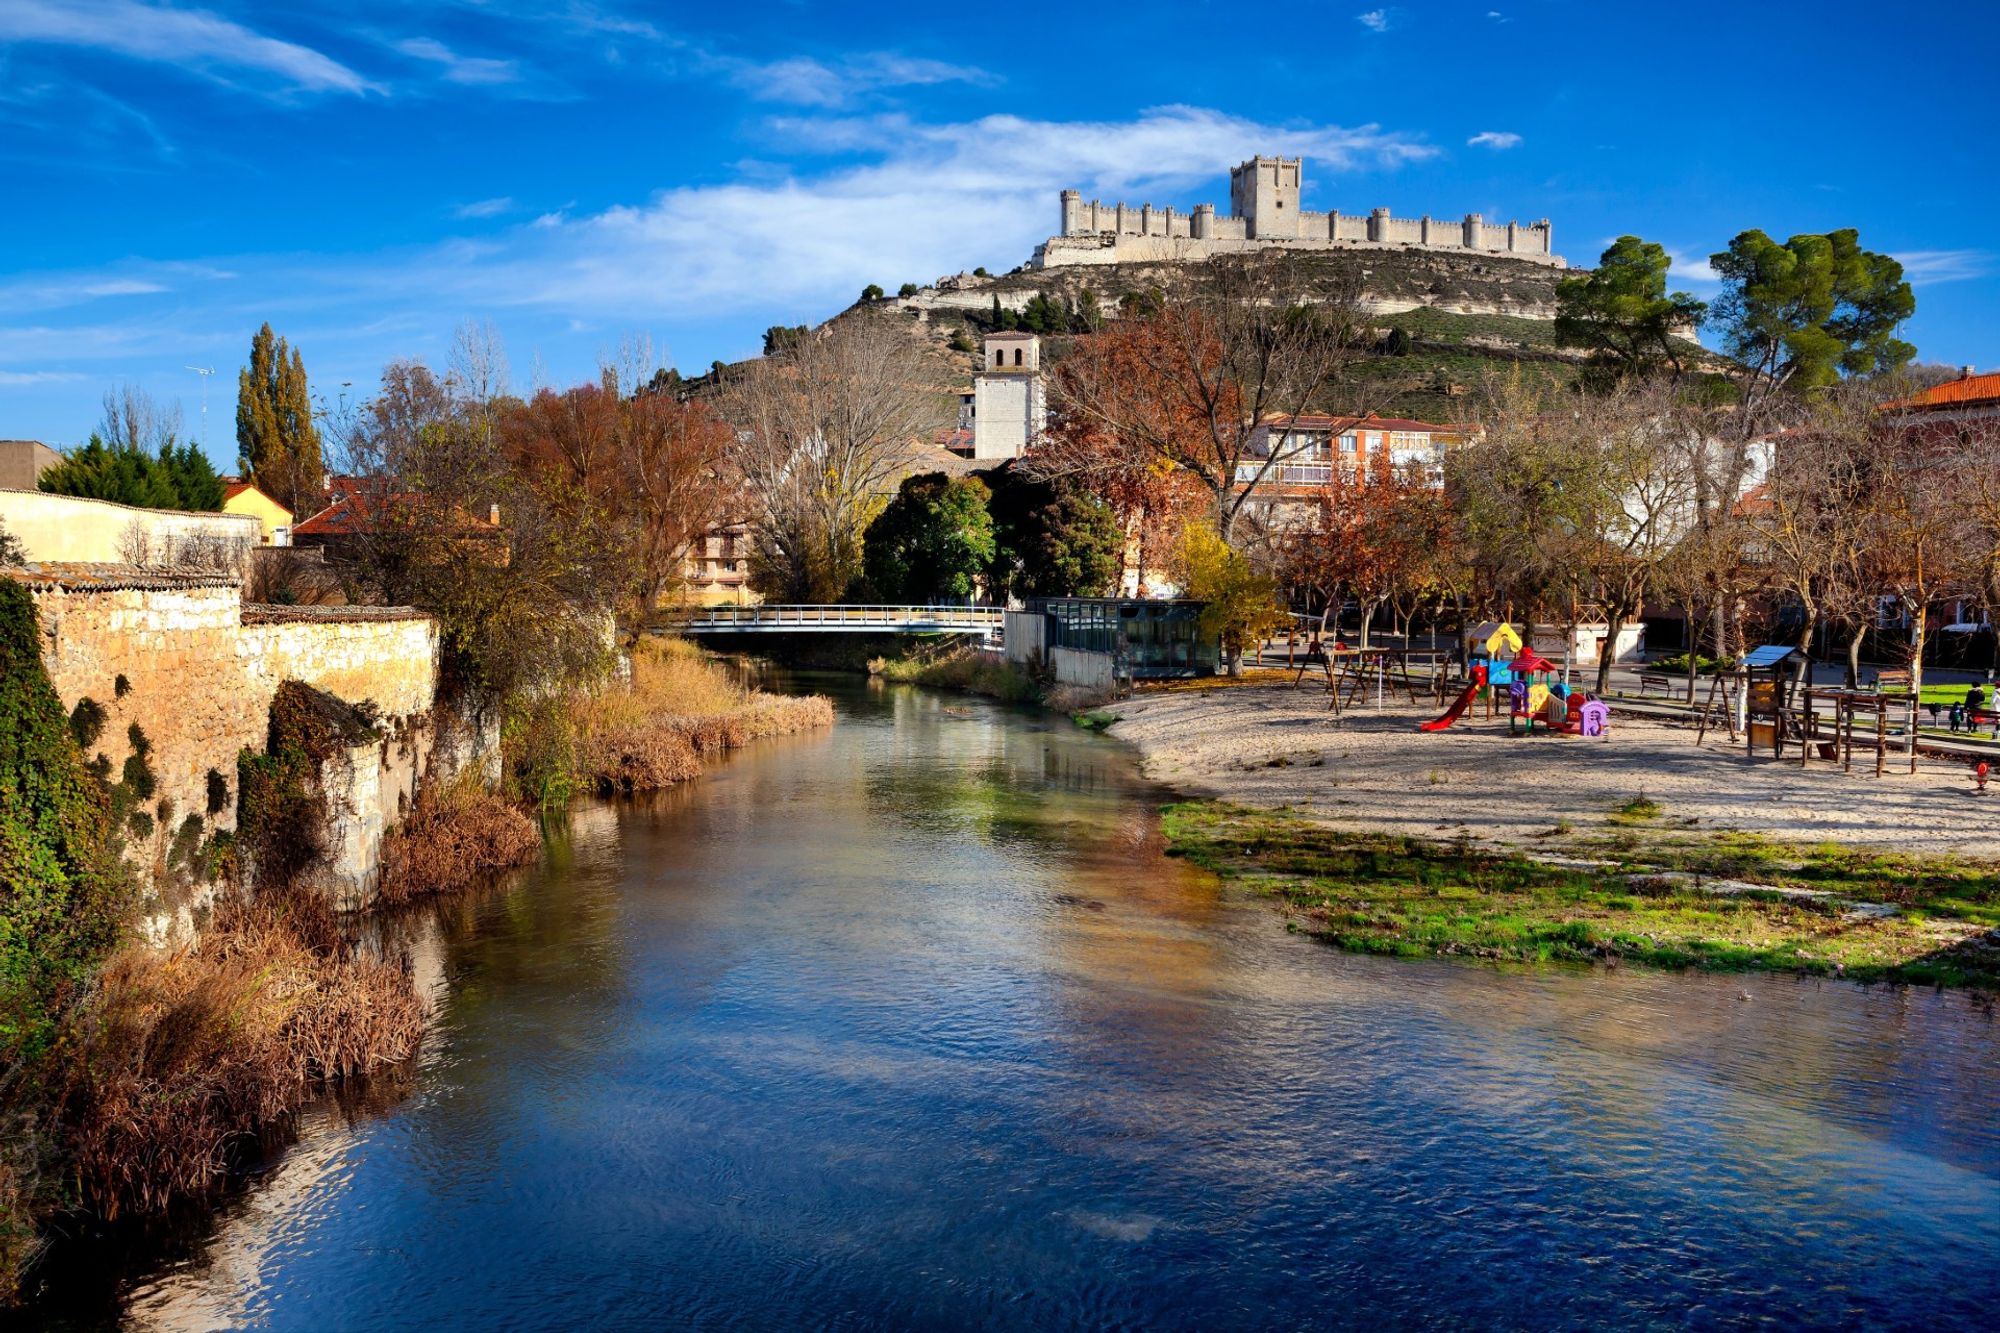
[2,0,1994,463]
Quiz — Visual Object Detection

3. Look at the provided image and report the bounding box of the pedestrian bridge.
[666,604,1003,639]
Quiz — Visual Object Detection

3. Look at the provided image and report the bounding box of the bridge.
[666,604,1004,640]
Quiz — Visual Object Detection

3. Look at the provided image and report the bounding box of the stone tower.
[971,332,1045,461]
[1229,156,1302,240]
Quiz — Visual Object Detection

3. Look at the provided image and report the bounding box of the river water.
[73,675,2000,1328]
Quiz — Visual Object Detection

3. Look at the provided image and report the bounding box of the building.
[0,439,61,490]
[1237,414,1474,491]
[1878,367,2000,427]
[949,332,1047,461]
[221,480,295,545]
[1035,155,1561,270]
[681,520,757,606]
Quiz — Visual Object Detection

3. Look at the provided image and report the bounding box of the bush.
[378,780,540,905]
[898,282,919,298]
[861,283,885,302]
[56,890,422,1220]
[1652,651,1731,676]
[573,638,833,793]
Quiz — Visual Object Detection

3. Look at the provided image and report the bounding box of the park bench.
[1638,669,1680,698]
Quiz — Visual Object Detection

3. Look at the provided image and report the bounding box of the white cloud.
[0,369,85,386]
[1356,9,1395,32]
[416,105,1437,317]
[728,52,995,106]
[0,0,377,95]
[453,197,517,219]
[1894,249,1990,285]
[395,36,518,86]
[1666,250,1720,285]
[1487,10,1510,21]
[1466,131,1522,150]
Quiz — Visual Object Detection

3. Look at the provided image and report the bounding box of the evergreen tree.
[235,322,324,515]
[1555,236,1708,379]
[985,468,1124,600]
[861,473,996,603]
[37,436,225,511]
[1709,228,1915,391]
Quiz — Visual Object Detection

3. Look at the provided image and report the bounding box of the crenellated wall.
[1043,154,1560,270]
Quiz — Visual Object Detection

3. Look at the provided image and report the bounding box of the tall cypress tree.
[235,323,325,515]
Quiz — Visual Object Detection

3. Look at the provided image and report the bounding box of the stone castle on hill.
[1031,155,1563,270]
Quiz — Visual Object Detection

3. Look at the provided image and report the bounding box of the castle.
[1032,155,1563,270]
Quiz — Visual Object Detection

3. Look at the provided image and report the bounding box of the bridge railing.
[664,604,1003,630]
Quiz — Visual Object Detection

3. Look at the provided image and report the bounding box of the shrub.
[205,768,229,817]
[378,781,540,905]
[56,890,423,1220]
[238,682,377,890]
[898,282,920,298]
[68,697,106,750]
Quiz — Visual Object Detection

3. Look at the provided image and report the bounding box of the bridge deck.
[667,604,1003,635]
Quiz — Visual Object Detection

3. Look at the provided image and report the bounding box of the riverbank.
[1109,679,2000,987]
[4,638,835,1305]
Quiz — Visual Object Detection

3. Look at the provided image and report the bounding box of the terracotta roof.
[1262,413,1470,434]
[1880,371,2000,412]
[294,488,498,538]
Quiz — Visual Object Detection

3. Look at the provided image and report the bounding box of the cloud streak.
[0,0,377,95]
[1894,249,1990,285]
[1467,131,1521,150]
[395,36,519,86]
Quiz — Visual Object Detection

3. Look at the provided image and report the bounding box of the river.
[59,674,2000,1328]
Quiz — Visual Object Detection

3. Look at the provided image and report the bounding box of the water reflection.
[80,674,2000,1329]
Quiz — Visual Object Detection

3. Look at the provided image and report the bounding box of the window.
[1014,348,1023,366]
[1338,434,1358,454]
[992,351,1002,368]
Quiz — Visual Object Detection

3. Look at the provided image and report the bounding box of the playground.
[1107,677,2000,862]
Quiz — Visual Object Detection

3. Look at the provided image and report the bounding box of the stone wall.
[0,488,261,572]
[5,565,470,932]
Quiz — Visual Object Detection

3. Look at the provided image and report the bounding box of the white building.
[956,331,1046,461]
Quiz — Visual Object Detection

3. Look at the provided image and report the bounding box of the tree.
[1709,229,1915,396]
[332,352,622,704]
[762,325,809,357]
[1284,458,1459,649]
[1038,257,1401,545]
[0,518,23,567]
[1175,523,1289,675]
[236,322,325,516]
[722,319,945,602]
[1555,236,1708,379]
[861,473,995,603]
[505,372,737,643]
[860,284,885,302]
[39,403,223,513]
[984,468,1124,600]
[898,283,920,298]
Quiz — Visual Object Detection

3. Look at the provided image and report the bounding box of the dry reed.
[575,639,833,793]
[378,780,541,905]
[57,889,423,1220]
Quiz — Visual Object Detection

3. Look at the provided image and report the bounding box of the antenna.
[185,366,215,458]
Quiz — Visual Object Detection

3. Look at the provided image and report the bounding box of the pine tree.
[235,322,324,515]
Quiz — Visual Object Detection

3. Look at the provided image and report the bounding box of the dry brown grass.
[575,639,833,793]
[57,889,422,1220]
[378,780,541,905]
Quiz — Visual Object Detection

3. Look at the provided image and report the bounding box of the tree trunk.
[1595,608,1624,695]
[1846,624,1866,688]
[1359,599,1378,650]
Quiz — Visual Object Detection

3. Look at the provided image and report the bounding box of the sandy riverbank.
[1106,679,2000,862]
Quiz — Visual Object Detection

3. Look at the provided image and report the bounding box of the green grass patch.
[1610,796,1664,825]
[1072,710,1118,731]
[1160,802,2000,988]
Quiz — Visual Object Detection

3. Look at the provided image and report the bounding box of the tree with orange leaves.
[1281,454,1458,648]
[1032,258,1405,549]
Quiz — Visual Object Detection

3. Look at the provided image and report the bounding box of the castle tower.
[1060,190,1082,236]
[1229,156,1302,240]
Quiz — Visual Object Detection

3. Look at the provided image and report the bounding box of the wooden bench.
[1638,669,1679,698]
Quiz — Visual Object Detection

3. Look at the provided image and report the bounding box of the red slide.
[1420,684,1480,732]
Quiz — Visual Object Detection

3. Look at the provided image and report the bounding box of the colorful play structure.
[1420,623,1610,738]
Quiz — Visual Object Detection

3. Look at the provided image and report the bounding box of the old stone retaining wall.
[6,564,484,932]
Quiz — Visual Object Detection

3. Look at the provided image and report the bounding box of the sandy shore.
[1106,679,2000,862]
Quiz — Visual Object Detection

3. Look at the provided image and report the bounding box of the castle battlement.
[1033,155,1563,270]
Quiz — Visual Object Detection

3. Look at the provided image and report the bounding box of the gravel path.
[1106,681,2000,861]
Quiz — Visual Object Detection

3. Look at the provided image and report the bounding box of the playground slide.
[1420,684,1480,732]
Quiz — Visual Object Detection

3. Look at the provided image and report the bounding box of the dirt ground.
[1105,679,2000,861]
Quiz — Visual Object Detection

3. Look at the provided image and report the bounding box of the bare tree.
[721,317,944,602]
[99,384,183,455]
